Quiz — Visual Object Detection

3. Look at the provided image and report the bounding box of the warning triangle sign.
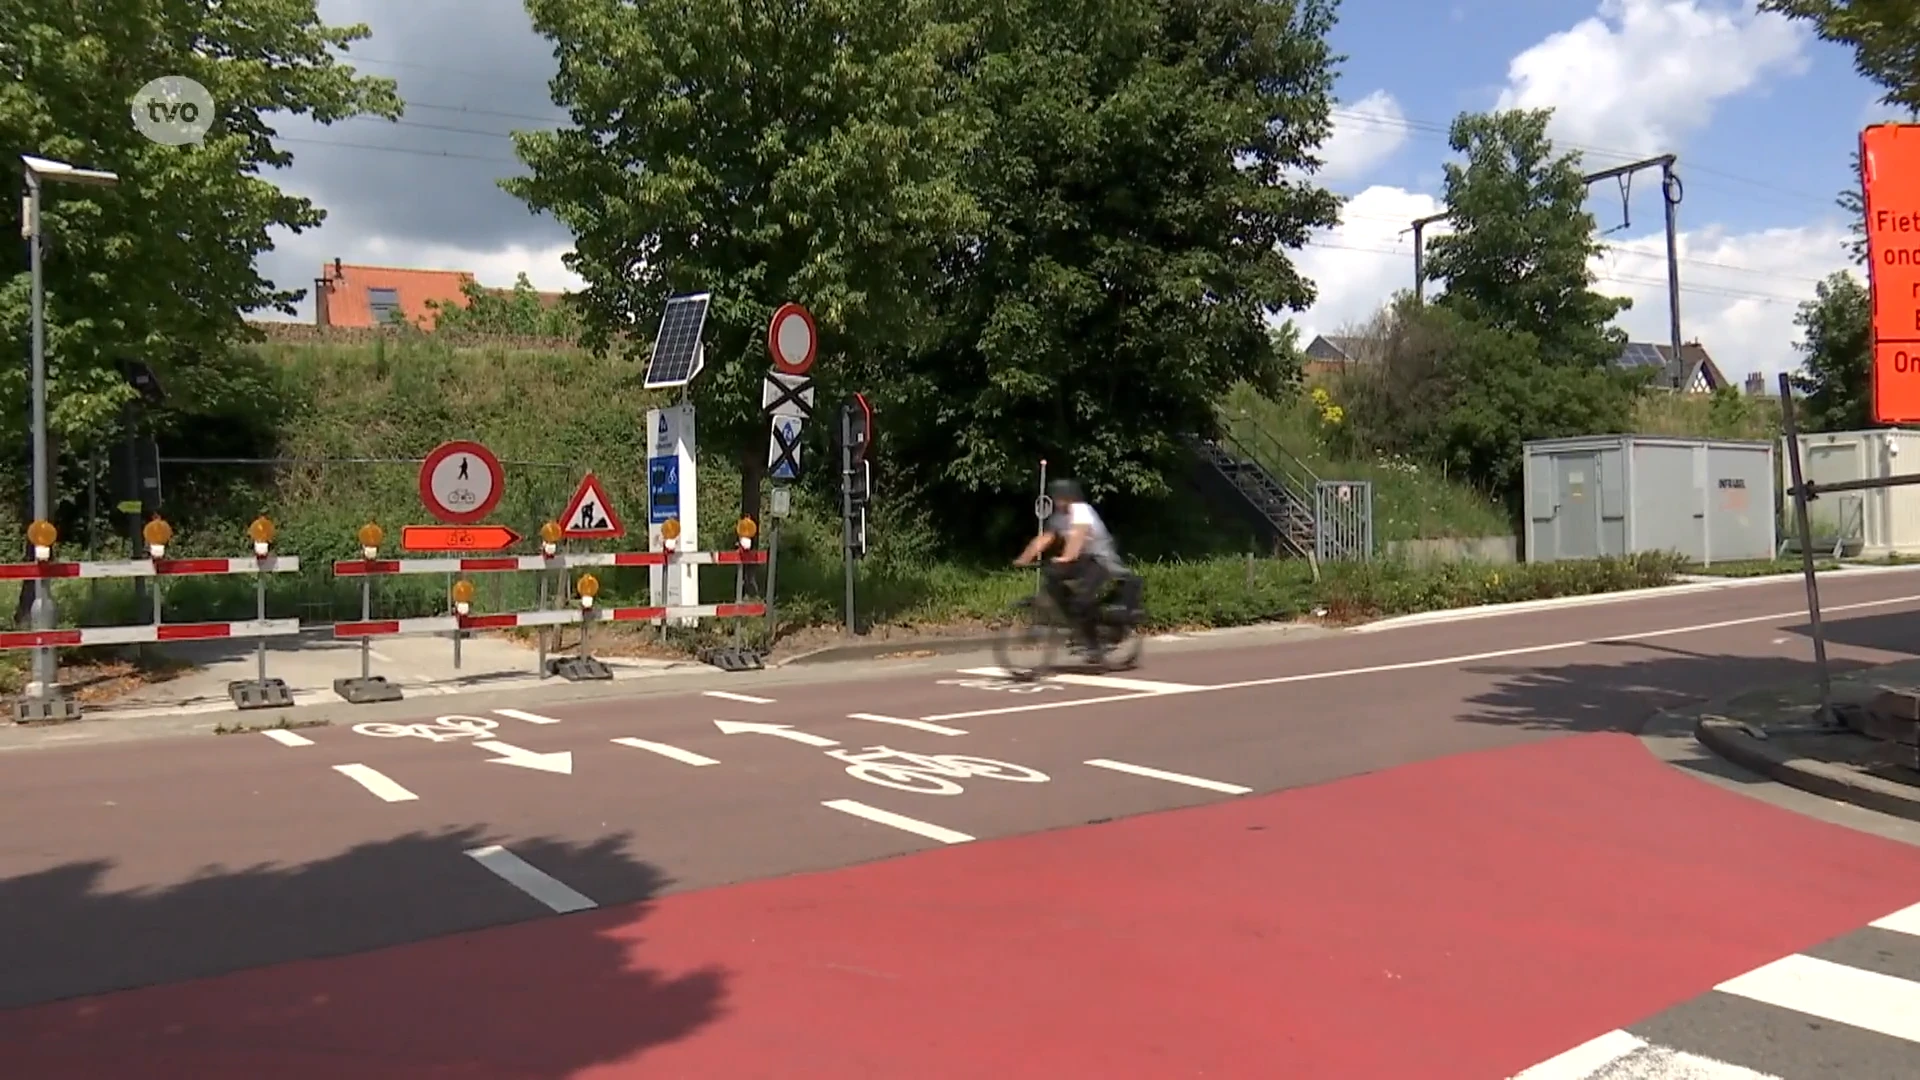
[560,472,625,539]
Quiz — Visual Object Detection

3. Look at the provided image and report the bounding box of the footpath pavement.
[4,570,1920,1076]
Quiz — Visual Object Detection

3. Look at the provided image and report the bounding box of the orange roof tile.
[317,263,477,329]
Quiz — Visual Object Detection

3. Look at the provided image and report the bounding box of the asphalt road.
[5,572,1920,1077]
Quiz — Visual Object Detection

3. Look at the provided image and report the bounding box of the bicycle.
[992,570,1144,681]
[826,746,1050,795]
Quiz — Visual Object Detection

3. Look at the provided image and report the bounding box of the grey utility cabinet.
[1523,435,1775,564]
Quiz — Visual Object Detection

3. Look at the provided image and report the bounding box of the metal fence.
[1314,480,1374,562]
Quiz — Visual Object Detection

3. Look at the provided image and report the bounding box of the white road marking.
[464,844,597,913]
[847,712,967,736]
[1715,953,1920,1044]
[1083,758,1251,794]
[821,798,973,844]
[259,728,312,747]
[611,736,719,766]
[922,592,1920,723]
[957,667,1200,694]
[331,763,417,802]
[1151,633,1186,641]
[704,690,774,704]
[1509,1029,1780,1078]
[368,647,395,663]
[493,707,561,725]
[713,719,839,746]
[1869,900,1920,938]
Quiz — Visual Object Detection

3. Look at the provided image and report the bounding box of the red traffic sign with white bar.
[767,303,817,375]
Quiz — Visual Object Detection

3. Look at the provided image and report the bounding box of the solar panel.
[1616,342,1665,369]
[643,292,711,389]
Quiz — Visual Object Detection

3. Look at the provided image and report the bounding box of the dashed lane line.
[331,763,417,802]
[259,729,312,747]
[493,707,560,725]
[464,844,597,913]
[955,667,1201,694]
[610,736,720,766]
[822,799,974,844]
[704,690,774,704]
[1083,759,1251,794]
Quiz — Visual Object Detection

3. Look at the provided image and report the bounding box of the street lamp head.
[21,154,119,187]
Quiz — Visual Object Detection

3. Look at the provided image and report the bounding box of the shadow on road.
[0,826,727,1076]
[1782,608,1920,656]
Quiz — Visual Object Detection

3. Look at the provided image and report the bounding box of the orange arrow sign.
[401,524,521,551]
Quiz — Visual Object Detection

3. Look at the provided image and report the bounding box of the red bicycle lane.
[8,732,1920,1079]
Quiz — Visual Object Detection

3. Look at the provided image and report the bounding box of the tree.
[1422,109,1629,368]
[0,1,401,460]
[1839,148,1867,265]
[1762,1,1920,114]
[503,0,984,523]
[892,0,1343,513]
[428,273,587,339]
[1789,270,1873,432]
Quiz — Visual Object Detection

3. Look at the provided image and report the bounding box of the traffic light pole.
[839,404,857,635]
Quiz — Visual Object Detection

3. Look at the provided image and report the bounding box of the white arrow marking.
[472,740,573,774]
[847,712,966,736]
[712,719,839,746]
[611,737,719,766]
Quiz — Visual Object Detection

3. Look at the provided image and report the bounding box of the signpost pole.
[537,572,549,676]
[254,572,268,685]
[841,405,857,635]
[1778,372,1833,725]
[765,512,782,643]
[359,578,372,681]
[1036,458,1048,593]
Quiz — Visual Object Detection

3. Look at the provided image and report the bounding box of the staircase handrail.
[1212,411,1318,501]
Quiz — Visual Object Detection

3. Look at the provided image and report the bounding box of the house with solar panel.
[1302,334,1727,394]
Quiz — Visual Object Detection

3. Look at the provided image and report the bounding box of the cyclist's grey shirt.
[1048,501,1125,572]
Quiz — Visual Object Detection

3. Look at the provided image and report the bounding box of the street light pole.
[19,155,119,703]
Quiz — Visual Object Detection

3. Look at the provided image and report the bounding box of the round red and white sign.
[767,302,817,375]
[419,440,504,525]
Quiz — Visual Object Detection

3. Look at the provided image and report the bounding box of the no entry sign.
[768,303,817,375]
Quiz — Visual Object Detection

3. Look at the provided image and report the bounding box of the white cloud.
[1316,91,1410,183]
[1497,0,1808,159]
[1288,195,1853,380]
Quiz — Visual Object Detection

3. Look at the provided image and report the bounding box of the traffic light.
[846,458,870,505]
[848,506,868,560]
[842,393,872,459]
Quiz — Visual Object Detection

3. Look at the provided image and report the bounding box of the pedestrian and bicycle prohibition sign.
[419,440,504,525]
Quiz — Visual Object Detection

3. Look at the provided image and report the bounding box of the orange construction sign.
[1862,124,1920,423]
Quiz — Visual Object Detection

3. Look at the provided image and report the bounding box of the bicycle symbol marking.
[826,745,1049,795]
[352,715,500,742]
[936,677,1061,695]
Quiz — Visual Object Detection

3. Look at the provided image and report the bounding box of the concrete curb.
[774,634,1002,666]
[1694,714,1920,823]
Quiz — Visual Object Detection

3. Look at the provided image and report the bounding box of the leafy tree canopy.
[1423,109,1628,369]
[1789,269,1873,432]
[0,0,401,453]
[1762,1,1920,114]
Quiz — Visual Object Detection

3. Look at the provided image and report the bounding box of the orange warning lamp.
[539,520,562,558]
[143,516,173,559]
[576,572,600,610]
[248,516,276,557]
[661,517,680,549]
[450,578,475,616]
[735,516,756,550]
[26,519,56,561]
[357,522,383,560]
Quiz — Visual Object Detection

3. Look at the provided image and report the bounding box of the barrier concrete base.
[547,655,613,682]
[699,646,765,672]
[333,675,405,704]
[229,678,294,710]
[12,691,81,724]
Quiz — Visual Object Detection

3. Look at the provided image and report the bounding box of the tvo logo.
[131,76,214,146]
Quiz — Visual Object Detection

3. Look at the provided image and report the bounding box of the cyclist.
[1013,478,1128,655]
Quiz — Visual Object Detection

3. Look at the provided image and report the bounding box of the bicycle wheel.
[936,755,1050,783]
[992,595,1065,681]
[1096,619,1144,672]
[844,765,965,795]
[351,722,419,738]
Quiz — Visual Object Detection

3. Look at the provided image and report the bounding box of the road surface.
[4,572,1920,1077]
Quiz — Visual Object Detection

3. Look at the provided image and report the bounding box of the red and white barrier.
[334,601,766,639]
[0,556,301,580]
[331,550,764,576]
[0,619,298,649]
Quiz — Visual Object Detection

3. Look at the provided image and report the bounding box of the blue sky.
[261,0,1886,380]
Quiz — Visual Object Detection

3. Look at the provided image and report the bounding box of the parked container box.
[1523,435,1775,564]
[1782,428,1920,556]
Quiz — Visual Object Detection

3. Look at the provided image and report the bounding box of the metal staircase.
[1189,423,1320,559]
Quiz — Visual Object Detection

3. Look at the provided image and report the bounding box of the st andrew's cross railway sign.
[419,440,504,525]
[762,372,814,420]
